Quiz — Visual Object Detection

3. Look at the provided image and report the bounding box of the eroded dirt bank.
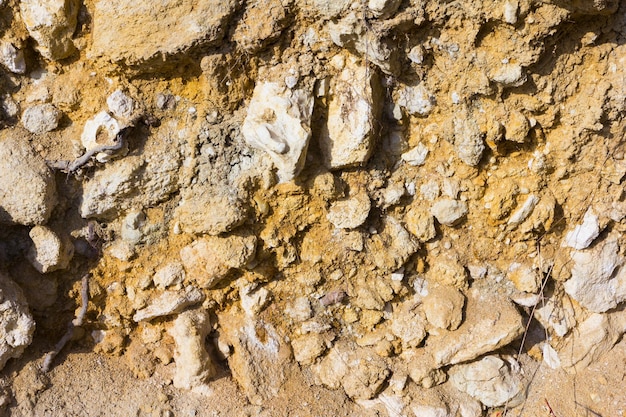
[1,0,626,416]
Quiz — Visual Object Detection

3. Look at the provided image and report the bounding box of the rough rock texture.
[1,0,626,416]
[0,129,57,225]
[0,273,36,370]
[19,0,79,60]
[89,0,239,69]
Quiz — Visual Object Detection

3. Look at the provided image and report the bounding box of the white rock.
[242,81,314,182]
[410,405,449,417]
[534,294,576,337]
[564,233,626,312]
[450,355,527,408]
[0,273,36,371]
[27,226,73,273]
[20,0,79,60]
[21,104,62,134]
[368,0,401,18]
[240,284,270,316]
[408,45,425,64]
[367,216,420,272]
[168,309,215,393]
[133,286,204,322]
[319,56,380,169]
[121,210,146,243]
[327,193,371,229]
[81,111,122,163]
[420,180,440,201]
[153,262,185,289]
[390,299,427,348]
[0,129,57,226]
[507,194,538,226]
[180,234,257,289]
[542,342,561,369]
[489,63,526,87]
[557,311,626,372]
[312,340,390,400]
[0,42,26,74]
[106,90,135,120]
[401,143,429,166]
[396,84,434,116]
[431,199,468,226]
[563,208,601,250]
[503,0,518,24]
[285,297,312,322]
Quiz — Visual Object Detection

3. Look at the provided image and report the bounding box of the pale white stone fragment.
[169,309,215,393]
[133,286,204,322]
[106,90,135,119]
[450,355,527,408]
[81,111,122,163]
[327,193,371,229]
[507,194,538,226]
[27,225,73,273]
[242,81,314,182]
[21,104,62,134]
[401,143,429,166]
[431,199,468,226]
[0,43,25,74]
[563,208,600,250]
[396,84,434,116]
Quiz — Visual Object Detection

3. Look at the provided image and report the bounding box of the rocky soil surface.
[1,0,626,416]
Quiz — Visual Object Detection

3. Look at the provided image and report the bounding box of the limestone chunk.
[453,112,484,166]
[153,262,185,290]
[107,90,135,120]
[368,0,402,18]
[219,313,290,404]
[0,129,57,226]
[489,63,526,87]
[291,333,326,365]
[563,208,601,250]
[312,340,390,400]
[504,110,530,143]
[431,199,468,226]
[507,262,541,293]
[450,355,527,408]
[422,286,465,330]
[21,104,62,134]
[80,122,183,219]
[327,193,371,229]
[27,226,73,273]
[534,294,576,337]
[396,84,434,116]
[90,0,238,68]
[242,81,314,182]
[507,194,538,226]
[168,309,216,393]
[0,273,36,371]
[133,286,204,322]
[20,0,79,60]
[0,42,25,74]
[390,299,427,348]
[320,56,381,169]
[180,234,257,288]
[80,111,122,163]
[564,232,626,312]
[556,311,626,372]
[401,143,429,166]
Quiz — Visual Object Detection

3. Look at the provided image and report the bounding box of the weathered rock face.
[89,0,239,69]
[0,129,57,226]
[319,56,382,169]
[19,0,79,60]
[1,0,626,416]
[0,273,36,370]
